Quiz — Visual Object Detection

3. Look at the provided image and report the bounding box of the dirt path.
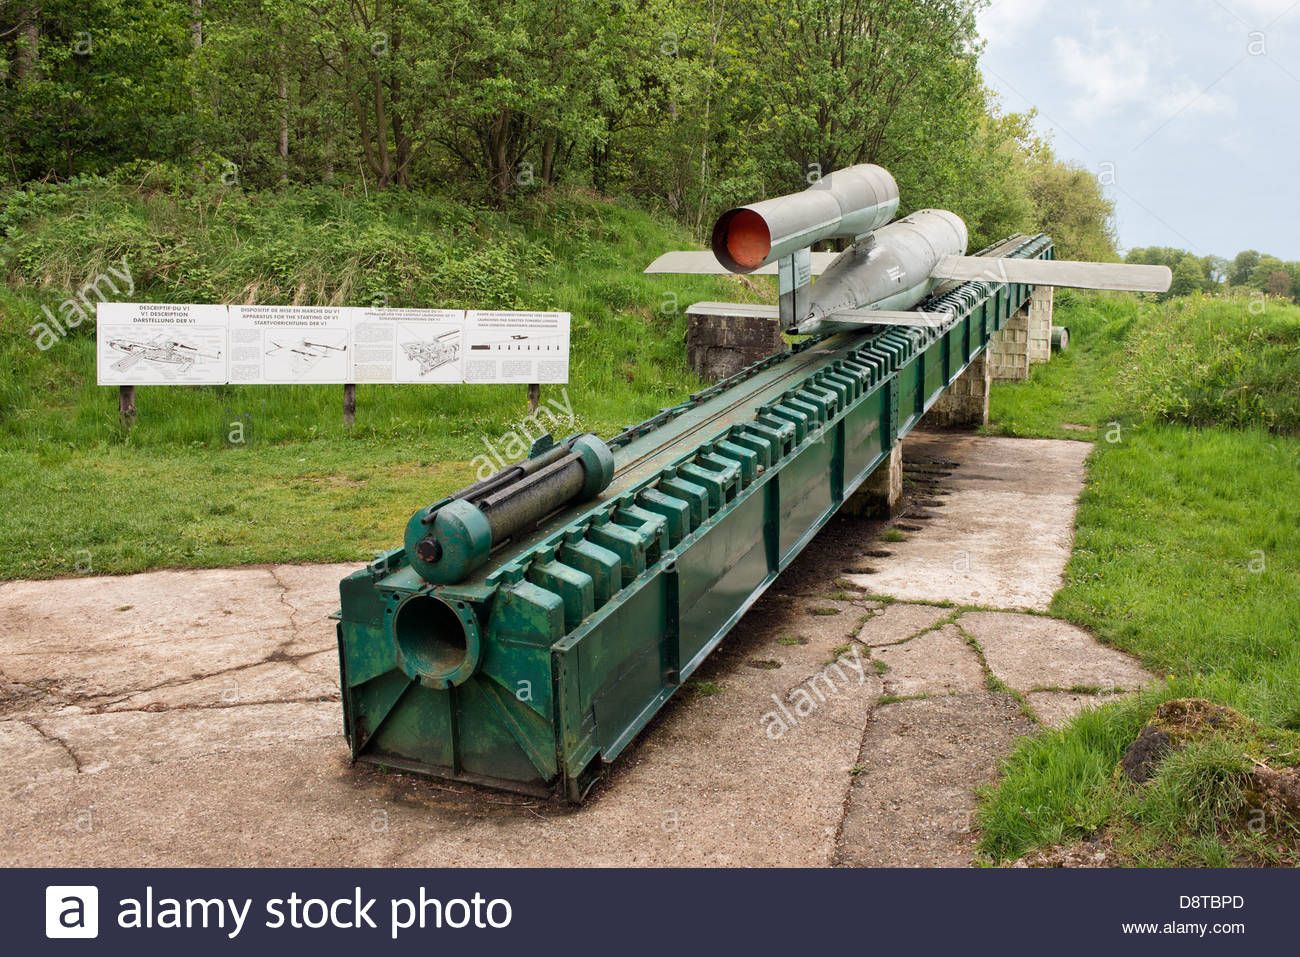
[0,432,1152,867]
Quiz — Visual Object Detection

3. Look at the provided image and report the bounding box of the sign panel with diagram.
[97,304,569,385]
[351,308,465,384]
[96,303,228,386]
[228,305,351,384]
[464,311,570,384]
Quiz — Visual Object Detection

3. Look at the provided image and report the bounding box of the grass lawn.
[978,293,1300,866]
[0,440,476,578]
[984,290,1138,441]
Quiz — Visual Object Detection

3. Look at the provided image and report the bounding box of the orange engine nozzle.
[714,209,772,271]
[708,164,900,273]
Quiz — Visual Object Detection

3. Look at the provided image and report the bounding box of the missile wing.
[684,302,956,330]
[644,250,839,276]
[685,302,780,318]
[929,256,1171,293]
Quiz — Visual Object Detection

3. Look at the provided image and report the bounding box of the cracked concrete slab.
[844,431,1091,610]
[0,570,884,866]
[96,655,335,714]
[960,611,1152,694]
[1,719,80,788]
[0,564,350,706]
[874,624,986,698]
[855,602,951,647]
[836,692,1036,866]
[30,701,341,774]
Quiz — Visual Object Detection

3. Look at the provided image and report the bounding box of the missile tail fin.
[930,256,1172,293]
[823,309,953,329]
[684,302,781,319]
[645,251,838,276]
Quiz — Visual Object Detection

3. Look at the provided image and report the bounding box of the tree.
[732,0,983,190]
[935,101,1038,251]
[1127,247,1217,298]
[0,0,1125,256]
[1168,255,1207,299]
[1201,255,1229,285]
[1,0,193,181]
[405,0,616,203]
[1228,249,1260,286]
[1288,263,1300,303]
[301,0,427,189]
[1025,150,1117,261]
[1264,270,1292,299]
[1127,247,1194,269]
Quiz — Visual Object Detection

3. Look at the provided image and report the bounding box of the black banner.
[12,868,1292,953]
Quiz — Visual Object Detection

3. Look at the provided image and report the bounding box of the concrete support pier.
[846,443,902,517]
[988,306,1029,381]
[686,303,785,382]
[1028,285,1053,364]
[921,352,989,429]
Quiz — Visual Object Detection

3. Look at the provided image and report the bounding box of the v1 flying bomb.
[646,164,1171,335]
[266,337,348,373]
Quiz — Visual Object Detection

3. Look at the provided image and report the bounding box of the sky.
[977,0,1300,260]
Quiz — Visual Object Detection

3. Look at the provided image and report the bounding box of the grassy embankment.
[0,170,767,578]
[978,291,1300,866]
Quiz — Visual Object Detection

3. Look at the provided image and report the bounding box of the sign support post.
[118,385,136,428]
[343,383,356,428]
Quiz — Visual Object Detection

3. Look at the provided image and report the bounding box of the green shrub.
[1123,294,1300,433]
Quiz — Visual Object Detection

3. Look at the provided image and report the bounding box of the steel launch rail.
[336,232,1053,800]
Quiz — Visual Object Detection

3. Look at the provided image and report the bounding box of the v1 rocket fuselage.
[799,208,969,335]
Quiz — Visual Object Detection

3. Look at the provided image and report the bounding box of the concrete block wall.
[988,306,1030,381]
[920,352,989,429]
[845,443,902,517]
[685,309,785,382]
[1028,285,1053,364]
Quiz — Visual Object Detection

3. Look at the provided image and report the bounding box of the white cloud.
[979,0,1049,48]
[1232,0,1300,20]
[1052,24,1235,125]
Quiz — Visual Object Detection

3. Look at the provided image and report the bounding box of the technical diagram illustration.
[107,335,222,375]
[266,337,348,374]
[399,329,461,376]
[468,331,566,351]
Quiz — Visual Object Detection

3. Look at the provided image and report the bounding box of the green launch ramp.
[336,233,1053,800]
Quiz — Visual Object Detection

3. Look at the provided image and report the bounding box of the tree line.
[1126,247,1300,304]
[3,0,1117,256]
